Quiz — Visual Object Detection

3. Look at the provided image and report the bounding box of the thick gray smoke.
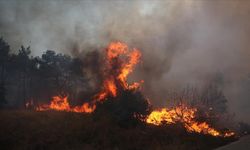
[0,0,250,123]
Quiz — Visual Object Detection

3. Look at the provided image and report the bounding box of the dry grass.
[0,110,236,150]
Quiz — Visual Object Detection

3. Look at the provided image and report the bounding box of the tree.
[14,46,31,108]
[0,82,6,108]
[0,38,10,107]
[200,74,228,114]
[95,90,151,126]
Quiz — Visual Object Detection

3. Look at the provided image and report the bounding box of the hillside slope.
[0,110,236,150]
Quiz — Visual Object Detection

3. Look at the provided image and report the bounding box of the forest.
[0,37,100,109]
[0,37,241,125]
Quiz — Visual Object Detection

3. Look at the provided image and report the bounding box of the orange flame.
[118,49,141,89]
[36,96,95,113]
[146,104,235,137]
[33,42,235,138]
[73,103,96,113]
[94,41,142,101]
[36,42,142,112]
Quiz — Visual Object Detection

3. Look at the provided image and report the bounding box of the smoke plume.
[0,0,250,122]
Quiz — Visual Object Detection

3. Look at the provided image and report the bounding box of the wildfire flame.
[32,41,235,137]
[146,104,235,137]
[36,96,96,113]
[94,42,142,101]
[36,42,142,113]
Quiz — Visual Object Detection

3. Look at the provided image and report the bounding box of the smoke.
[1,0,250,123]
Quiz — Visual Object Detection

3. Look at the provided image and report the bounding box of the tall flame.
[93,41,142,101]
[33,42,235,138]
[36,42,142,112]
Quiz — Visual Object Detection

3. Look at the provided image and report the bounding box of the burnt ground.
[0,110,237,150]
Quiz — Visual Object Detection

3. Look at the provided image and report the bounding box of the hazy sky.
[0,0,250,123]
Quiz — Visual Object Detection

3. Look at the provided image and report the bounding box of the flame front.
[36,42,142,112]
[146,105,234,137]
[32,42,235,138]
[36,96,95,113]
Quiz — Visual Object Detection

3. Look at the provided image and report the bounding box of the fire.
[36,41,142,112]
[104,79,117,97]
[36,96,95,113]
[146,104,235,137]
[93,41,142,101]
[37,96,70,111]
[117,48,141,89]
[73,103,96,113]
[32,41,235,138]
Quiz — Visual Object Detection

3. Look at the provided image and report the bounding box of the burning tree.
[35,42,150,117]
[25,41,235,137]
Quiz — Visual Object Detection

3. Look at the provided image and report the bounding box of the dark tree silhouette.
[0,37,230,125]
[94,89,151,127]
[0,38,10,107]
[12,46,32,108]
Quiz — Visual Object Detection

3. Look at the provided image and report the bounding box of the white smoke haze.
[0,0,250,123]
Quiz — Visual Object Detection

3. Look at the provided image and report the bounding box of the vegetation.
[0,38,230,114]
[0,110,236,150]
[0,38,243,149]
[0,38,94,108]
